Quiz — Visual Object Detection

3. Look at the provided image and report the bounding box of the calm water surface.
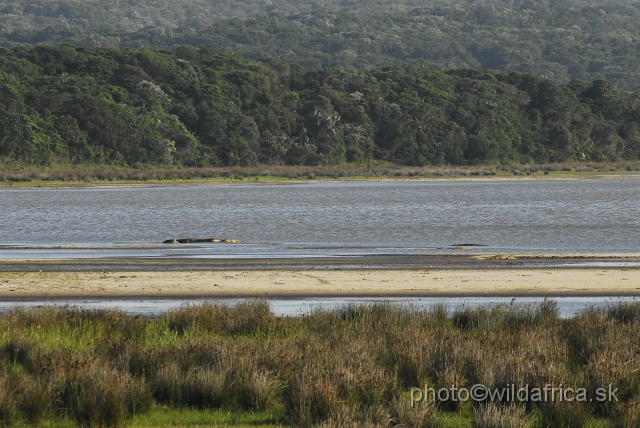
[1,180,639,258]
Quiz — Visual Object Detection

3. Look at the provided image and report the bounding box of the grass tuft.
[472,403,530,428]
[182,367,229,409]
[0,374,16,426]
[17,375,54,424]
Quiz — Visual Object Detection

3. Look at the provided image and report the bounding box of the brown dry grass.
[2,161,640,184]
[0,301,638,426]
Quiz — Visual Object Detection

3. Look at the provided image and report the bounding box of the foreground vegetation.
[3,45,640,168]
[1,301,639,427]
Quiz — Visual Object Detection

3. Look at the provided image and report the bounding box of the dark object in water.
[163,238,241,244]
[451,243,487,247]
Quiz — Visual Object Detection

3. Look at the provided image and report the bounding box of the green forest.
[3,0,640,168]
[1,44,640,167]
[2,0,640,91]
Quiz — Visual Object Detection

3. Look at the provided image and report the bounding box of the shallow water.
[0,296,637,318]
[1,179,640,259]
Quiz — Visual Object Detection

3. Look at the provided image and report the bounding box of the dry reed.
[0,301,638,426]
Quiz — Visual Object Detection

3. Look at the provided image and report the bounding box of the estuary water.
[1,179,639,259]
[0,296,637,318]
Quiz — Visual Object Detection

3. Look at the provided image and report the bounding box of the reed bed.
[1,161,640,184]
[0,301,639,426]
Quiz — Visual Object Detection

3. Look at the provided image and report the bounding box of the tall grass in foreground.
[0,301,639,426]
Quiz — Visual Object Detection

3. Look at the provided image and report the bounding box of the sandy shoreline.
[1,268,639,299]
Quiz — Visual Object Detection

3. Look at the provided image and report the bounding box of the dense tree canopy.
[3,0,640,91]
[1,45,639,167]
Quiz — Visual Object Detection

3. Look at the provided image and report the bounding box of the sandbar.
[1,268,639,299]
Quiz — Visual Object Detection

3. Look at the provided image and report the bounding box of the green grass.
[0,407,284,427]
[1,301,640,427]
[438,408,473,427]
[129,406,285,427]
[2,408,617,427]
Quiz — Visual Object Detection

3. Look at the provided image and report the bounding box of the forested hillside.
[1,45,639,167]
[0,0,446,29]
[2,0,640,91]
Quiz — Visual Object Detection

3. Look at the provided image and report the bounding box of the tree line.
[3,0,640,91]
[1,45,639,167]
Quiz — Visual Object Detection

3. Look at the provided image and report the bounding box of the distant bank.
[2,162,640,188]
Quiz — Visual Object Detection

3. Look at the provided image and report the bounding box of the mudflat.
[2,253,640,272]
[1,267,639,299]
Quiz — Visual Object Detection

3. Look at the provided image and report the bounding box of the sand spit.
[1,268,639,299]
